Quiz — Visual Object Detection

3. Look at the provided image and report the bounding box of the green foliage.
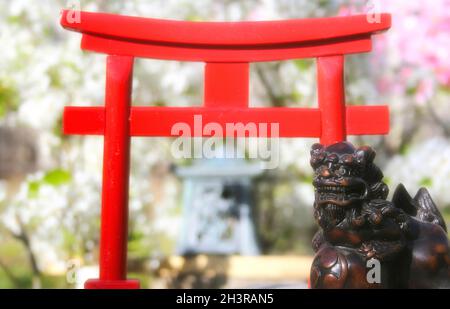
[419,177,433,187]
[7,14,24,25]
[53,115,64,139]
[62,228,78,256]
[0,239,33,288]
[298,173,313,184]
[128,230,151,258]
[291,90,302,102]
[47,65,63,88]
[27,181,41,199]
[293,59,313,71]
[0,79,19,119]
[128,272,151,289]
[27,169,72,198]
[443,207,450,237]
[43,169,72,186]
[39,274,69,288]
[399,142,411,155]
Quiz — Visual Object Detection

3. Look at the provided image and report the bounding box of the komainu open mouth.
[315,183,367,206]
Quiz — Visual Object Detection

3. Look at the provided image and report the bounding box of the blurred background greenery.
[0,0,449,288]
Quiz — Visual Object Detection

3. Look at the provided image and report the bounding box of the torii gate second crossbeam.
[60,10,391,289]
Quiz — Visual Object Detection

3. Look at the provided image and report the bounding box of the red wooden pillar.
[204,62,249,107]
[85,55,139,289]
[317,55,346,145]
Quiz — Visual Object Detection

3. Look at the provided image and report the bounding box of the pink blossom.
[375,0,450,87]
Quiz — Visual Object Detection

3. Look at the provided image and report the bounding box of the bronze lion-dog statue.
[309,142,450,288]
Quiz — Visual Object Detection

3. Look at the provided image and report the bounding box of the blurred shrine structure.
[175,149,261,256]
[60,10,391,288]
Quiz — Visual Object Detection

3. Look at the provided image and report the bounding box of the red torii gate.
[60,10,391,289]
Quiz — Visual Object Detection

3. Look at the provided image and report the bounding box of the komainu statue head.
[310,142,388,230]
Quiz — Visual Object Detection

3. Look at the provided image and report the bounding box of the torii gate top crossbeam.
[60,10,390,62]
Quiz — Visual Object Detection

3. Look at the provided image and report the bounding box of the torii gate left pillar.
[94,55,137,288]
[60,10,391,289]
